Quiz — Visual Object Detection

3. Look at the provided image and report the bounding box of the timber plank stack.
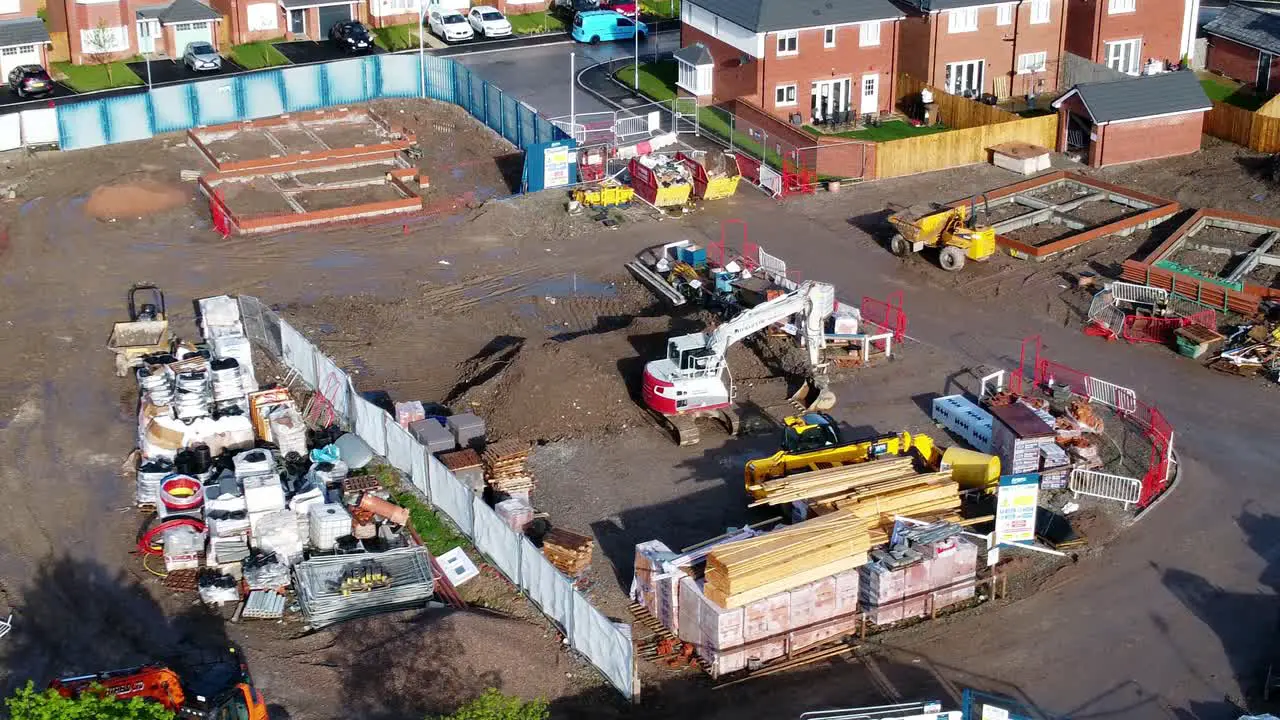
[542,528,594,576]
[482,439,534,495]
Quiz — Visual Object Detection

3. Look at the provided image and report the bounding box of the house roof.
[899,0,996,10]
[278,0,354,8]
[673,43,713,66]
[0,17,51,48]
[136,0,222,23]
[689,0,902,32]
[1203,3,1280,53]
[1052,71,1212,124]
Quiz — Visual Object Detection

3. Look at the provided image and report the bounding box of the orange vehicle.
[50,646,269,719]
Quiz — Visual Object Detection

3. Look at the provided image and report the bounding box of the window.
[172,22,206,31]
[775,83,797,106]
[776,30,797,56]
[1017,51,1047,73]
[859,21,880,47]
[0,0,18,13]
[247,2,277,30]
[79,25,129,53]
[381,0,419,11]
[944,59,985,95]
[1105,38,1142,75]
[824,26,835,48]
[948,7,978,33]
[1108,0,1136,13]
[1029,0,1050,24]
[1,44,35,55]
[996,3,1013,26]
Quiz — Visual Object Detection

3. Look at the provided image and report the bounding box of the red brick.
[1064,0,1187,69]
[1206,36,1280,94]
[1094,112,1204,166]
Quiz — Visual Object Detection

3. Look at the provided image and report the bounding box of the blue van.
[572,10,647,44]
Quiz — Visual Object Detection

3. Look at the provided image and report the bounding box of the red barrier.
[861,294,908,342]
[1035,359,1091,399]
[1136,403,1174,506]
[1186,309,1217,330]
[1121,315,1184,344]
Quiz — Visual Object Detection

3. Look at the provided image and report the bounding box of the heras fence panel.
[428,461,474,536]
[472,497,522,583]
[20,108,58,145]
[384,418,418,477]
[571,593,634,697]
[325,57,377,106]
[280,321,320,389]
[351,393,389,457]
[520,538,574,633]
[0,113,20,152]
[193,77,243,127]
[424,55,458,104]
[103,94,154,145]
[486,83,504,138]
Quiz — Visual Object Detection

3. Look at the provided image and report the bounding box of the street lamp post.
[418,4,426,99]
[633,15,638,90]
[569,51,576,132]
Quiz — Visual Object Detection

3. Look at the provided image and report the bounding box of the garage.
[0,44,41,77]
[171,21,213,54]
[317,3,354,37]
[147,0,222,56]
[0,18,50,76]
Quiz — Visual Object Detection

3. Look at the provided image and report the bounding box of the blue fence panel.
[518,103,536,149]
[425,55,457,104]
[325,58,373,105]
[379,54,420,98]
[501,96,519,145]
[467,76,485,124]
[193,78,242,126]
[103,94,153,144]
[151,85,196,133]
[485,83,502,137]
[57,99,109,149]
[241,70,287,119]
[281,64,327,112]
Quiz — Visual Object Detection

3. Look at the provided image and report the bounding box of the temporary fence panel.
[1069,468,1142,508]
[861,295,907,342]
[1109,281,1168,307]
[759,164,783,196]
[350,393,389,458]
[758,247,786,276]
[428,460,474,536]
[0,113,19,152]
[280,322,320,389]
[1035,359,1090,398]
[520,537,574,633]
[571,592,634,697]
[313,354,351,420]
[1084,377,1137,414]
[1121,315,1183,344]
[410,446,430,500]
[384,419,417,477]
[472,497,522,583]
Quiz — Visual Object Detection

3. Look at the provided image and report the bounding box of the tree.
[83,19,120,84]
[5,682,177,720]
[432,689,549,720]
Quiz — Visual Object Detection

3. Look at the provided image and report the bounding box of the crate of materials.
[409,418,455,454]
[931,395,993,453]
[309,504,352,551]
[446,412,486,450]
[629,156,693,208]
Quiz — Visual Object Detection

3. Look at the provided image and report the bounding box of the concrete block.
[446,412,486,449]
[409,419,455,453]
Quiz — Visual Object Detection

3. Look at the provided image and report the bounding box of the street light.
[633,14,638,90]
[418,2,426,99]
[569,51,576,132]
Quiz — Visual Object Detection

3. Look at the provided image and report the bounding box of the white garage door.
[172,22,213,55]
[0,44,41,77]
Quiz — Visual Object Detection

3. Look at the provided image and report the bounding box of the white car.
[428,8,474,41]
[468,6,512,37]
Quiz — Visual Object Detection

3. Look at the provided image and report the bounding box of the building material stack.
[482,439,534,497]
[542,528,594,577]
[860,535,979,626]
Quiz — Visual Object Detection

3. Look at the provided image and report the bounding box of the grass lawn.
[372,23,421,51]
[640,0,679,18]
[51,60,143,92]
[805,120,949,141]
[371,464,471,555]
[1199,74,1267,111]
[509,11,566,35]
[230,41,290,70]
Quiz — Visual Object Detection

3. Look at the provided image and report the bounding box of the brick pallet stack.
[859,536,979,626]
[482,439,534,497]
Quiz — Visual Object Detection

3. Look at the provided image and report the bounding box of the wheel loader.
[886,196,996,272]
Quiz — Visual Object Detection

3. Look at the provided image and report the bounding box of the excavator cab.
[782,413,841,453]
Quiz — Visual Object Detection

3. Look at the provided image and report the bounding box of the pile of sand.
[84,180,188,220]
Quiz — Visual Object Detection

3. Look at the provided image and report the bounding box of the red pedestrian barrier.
[1121,315,1185,344]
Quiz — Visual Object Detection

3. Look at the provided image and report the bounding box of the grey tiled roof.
[0,17,51,48]
[674,43,712,66]
[900,0,997,10]
[689,0,901,32]
[1056,71,1212,124]
[136,0,222,24]
[1203,3,1280,53]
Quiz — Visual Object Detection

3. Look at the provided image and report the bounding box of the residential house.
[0,0,51,76]
[1064,0,1201,75]
[47,0,221,64]
[895,0,1068,101]
[1052,70,1210,166]
[1202,2,1280,96]
[676,0,904,125]
[212,0,368,45]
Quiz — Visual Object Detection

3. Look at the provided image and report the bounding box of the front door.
[289,9,306,36]
[860,73,879,115]
[136,19,160,54]
[1259,52,1273,94]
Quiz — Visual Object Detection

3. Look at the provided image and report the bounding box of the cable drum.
[159,474,205,511]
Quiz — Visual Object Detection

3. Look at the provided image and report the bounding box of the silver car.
[183,42,222,72]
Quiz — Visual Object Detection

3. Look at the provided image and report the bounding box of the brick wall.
[725,97,813,151]
[682,23,764,108]
[1206,36,1265,90]
[896,13,931,83]
[494,0,546,15]
[0,0,43,21]
[1064,0,1100,59]
[1096,112,1204,166]
[1096,0,1184,66]
[924,1,1066,97]
[758,21,898,120]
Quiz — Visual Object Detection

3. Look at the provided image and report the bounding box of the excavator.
[49,646,269,719]
[642,280,837,446]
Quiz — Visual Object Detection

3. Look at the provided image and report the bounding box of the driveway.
[274,40,384,65]
[0,82,76,109]
[125,57,248,85]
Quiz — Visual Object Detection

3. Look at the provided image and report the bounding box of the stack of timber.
[704,510,871,609]
[542,528,594,576]
[482,439,534,495]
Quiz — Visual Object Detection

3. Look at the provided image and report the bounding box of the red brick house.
[1202,3,1280,97]
[47,0,221,64]
[676,0,904,124]
[1065,0,1201,75]
[896,0,1068,101]
[0,0,52,76]
[1052,70,1210,166]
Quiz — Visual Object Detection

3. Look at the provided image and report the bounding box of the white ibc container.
[308,504,353,550]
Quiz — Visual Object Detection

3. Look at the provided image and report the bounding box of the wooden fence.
[895,74,1020,130]
[874,115,1058,179]
[1203,99,1280,153]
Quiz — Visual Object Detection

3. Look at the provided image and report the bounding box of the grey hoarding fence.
[235,295,635,699]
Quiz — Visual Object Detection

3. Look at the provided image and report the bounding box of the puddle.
[519,275,617,298]
[19,197,43,216]
[310,252,367,270]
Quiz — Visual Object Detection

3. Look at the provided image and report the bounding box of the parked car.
[468,6,512,38]
[571,10,646,44]
[7,64,53,98]
[598,0,636,18]
[428,8,474,42]
[329,20,373,52]
[182,42,222,72]
[552,0,599,19]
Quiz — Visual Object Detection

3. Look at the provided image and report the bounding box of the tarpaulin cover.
[520,538,574,633]
[280,321,319,389]
[429,461,473,535]
[384,420,416,477]
[350,394,388,457]
[571,593,634,696]
[472,496,521,583]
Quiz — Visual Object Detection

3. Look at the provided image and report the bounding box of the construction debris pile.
[1210,320,1280,380]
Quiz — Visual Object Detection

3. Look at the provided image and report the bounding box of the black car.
[7,64,53,98]
[552,0,599,20]
[329,20,373,53]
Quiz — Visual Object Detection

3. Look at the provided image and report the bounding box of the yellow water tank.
[941,446,1001,491]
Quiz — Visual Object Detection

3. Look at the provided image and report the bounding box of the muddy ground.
[0,117,1277,720]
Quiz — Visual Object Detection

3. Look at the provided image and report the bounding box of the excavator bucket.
[789,381,837,413]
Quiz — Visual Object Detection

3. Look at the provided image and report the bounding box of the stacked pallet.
[704,510,871,609]
[543,528,594,576]
[482,439,534,495]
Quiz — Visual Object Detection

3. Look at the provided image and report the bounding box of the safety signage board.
[994,473,1039,546]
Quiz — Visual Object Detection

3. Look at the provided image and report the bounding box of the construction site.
[0,90,1276,720]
